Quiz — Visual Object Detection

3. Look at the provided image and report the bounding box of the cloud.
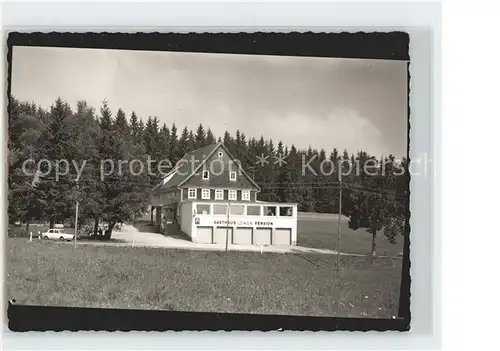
[255,107,388,156]
[11,46,406,157]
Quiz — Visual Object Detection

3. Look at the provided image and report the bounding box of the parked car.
[41,228,74,241]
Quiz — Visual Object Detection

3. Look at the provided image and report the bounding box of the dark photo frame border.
[6,31,410,332]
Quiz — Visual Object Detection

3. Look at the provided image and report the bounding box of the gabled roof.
[153,142,261,192]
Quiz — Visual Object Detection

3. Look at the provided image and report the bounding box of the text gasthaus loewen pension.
[212,220,273,226]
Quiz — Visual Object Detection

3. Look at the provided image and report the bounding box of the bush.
[8,225,28,238]
[8,224,50,238]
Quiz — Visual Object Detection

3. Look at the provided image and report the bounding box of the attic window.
[201,188,210,199]
[229,172,237,181]
[215,189,224,200]
[188,188,197,199]
[242,190,250,201]
[202,170,209,180]
[218,152,223,158]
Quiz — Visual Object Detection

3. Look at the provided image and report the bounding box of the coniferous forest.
[8,97,409,246]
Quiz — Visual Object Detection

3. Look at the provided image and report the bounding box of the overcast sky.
[12,46,408,157]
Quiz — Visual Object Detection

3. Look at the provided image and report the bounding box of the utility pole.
[225,201,230,252]
[74,180,79,249]
[74,200,79,249]
[336,179,343,271]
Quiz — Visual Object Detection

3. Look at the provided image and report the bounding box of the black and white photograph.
[6,32,410,331]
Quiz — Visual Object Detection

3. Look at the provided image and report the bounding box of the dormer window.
[218,152,223,158]
[202,170,210,180]
[229,172,237,181]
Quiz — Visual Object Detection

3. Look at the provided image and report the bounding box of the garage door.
[273,228,291,246]
[254,228,272,245]
[196,227,213,244]
[233,227,253,245]
[215,227,233,244]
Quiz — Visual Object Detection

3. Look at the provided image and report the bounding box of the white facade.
[181,201,298,246]
[179,202,194,238]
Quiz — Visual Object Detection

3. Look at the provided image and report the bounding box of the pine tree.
[234,130,242,160]
[234,130,249,168]
[138,118,145,141]
[329,148,340,212]
[97,101,150,239]
[169,123,179,164]
[114,109,129,135]
[313,149,329,213]
[259,138,278,202]
[194,123,206,148]
[159,123,171,157]
[299,146,316,212]
[8,97,46,230]
[188,130,195,152]
[71,100,101,230]
[143,117,156,157]
[35,97,76,228]
[223,131,232,149]
[283,145,302,204]
[206,128,216,145]
[129,111,140,141]
[254,136,266,186]
[178,127,190,155]
[88,100,116,234]
[274,141,286,201]
[346,151,405,256]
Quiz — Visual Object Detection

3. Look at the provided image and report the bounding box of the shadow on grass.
[76,236,127,244]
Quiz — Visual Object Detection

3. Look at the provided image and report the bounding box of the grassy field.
[7,238,402,318]
[297,216,405,257]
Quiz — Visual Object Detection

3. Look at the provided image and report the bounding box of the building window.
[229,172,237,181]
[201,188,210,199]
[228,189,237,201]
[215,189,224,200]
[188,188,197,199]
[214,204,228,215]
[247,205,261,216]
[264,206,277,216]
[241,190,250,201]
[196,204,211,215]
[218,151,223,158]
[202,170,210,180]
[230,204,245,215]
[279,206,293,217]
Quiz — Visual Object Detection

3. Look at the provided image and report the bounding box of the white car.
[42,229,74,241]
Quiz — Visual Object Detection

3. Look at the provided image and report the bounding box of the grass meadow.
[297,215,405,257]
[7,237,402,318]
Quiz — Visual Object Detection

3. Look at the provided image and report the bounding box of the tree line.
[8,96,408,253]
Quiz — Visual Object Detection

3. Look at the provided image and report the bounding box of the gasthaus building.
[150,142,298,246]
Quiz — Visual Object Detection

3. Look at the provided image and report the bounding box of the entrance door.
[273,228,291,246]
[254,228,272,245]
[164,205,179,235]
[196,227,213,244]
[233,227,253,245]
[165,208,175,224]
[215,227,233,244]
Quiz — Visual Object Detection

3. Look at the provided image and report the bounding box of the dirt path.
[67,223,404,257]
